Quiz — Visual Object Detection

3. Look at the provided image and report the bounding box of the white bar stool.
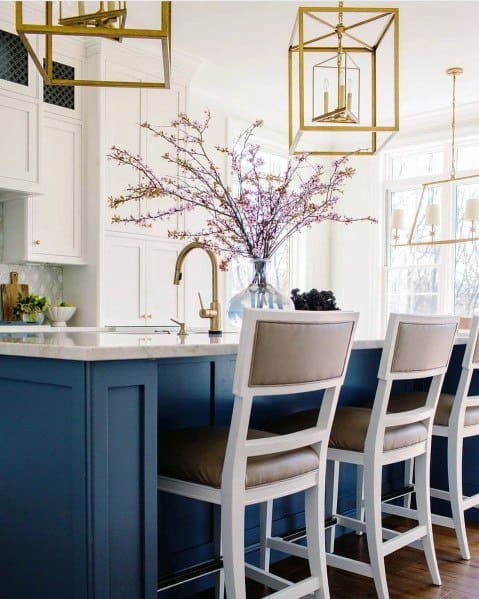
[384,315,479,560]
[261,313,459,599]
[158,308,359,598]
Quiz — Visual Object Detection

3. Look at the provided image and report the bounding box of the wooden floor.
[193,519,479,598]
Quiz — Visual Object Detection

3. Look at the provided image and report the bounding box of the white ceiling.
[171,1,479,133]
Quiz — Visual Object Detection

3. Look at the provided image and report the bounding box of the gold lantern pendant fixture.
[394,67,479,248]
[312,1,359,125]
[16,1,171,88]
[58,2,127,38]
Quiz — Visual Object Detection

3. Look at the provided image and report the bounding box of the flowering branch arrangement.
[108,110,375,270]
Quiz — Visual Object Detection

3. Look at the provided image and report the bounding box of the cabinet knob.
[33,240,41,246]
[147,314,152,319]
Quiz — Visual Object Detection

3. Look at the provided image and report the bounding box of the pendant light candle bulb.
[347,77,353,111]
[464,198,479,222]
[323,78,329,113]
[425,204,441,227]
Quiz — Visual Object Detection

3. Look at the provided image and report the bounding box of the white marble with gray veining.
[0,330,467,362]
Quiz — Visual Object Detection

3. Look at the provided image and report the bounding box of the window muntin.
[386,140,479,318]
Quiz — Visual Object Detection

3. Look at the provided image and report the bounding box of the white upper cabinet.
[104,56,185,239]
[0,94,39,197]
[3,115,84,264]
[30,116,82,259]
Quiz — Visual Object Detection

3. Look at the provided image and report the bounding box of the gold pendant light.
[393,68,479,247]
[288,1,399,156]
[15,1,171,88]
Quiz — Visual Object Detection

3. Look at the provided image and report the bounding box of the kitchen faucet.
[173,242,222,336]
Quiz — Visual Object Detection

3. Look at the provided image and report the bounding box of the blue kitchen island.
[0,331,473,599]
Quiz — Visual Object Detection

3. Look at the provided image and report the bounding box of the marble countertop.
[0,328,468,361]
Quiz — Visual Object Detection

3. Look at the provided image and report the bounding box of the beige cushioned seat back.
[391,322,458,373]
[249,320,355,387]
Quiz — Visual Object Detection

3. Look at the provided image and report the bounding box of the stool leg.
[415,450,441,585]
[259,500,273,572]
[364,461,389,599]
[214,506,225,599]
[325,460,339,553]
[356,465,365,535]
[448,433,470,560]
[403,458,414,509]
[222,494,246,599]
[306,480,330,599]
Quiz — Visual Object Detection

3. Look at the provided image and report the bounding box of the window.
[385,141,479,318]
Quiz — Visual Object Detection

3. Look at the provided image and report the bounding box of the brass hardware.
[288,3,399,155]
[147,314,152,319]
[33,240,41,245]
[173,242,222,336]
[170,318,188,336]
[395,67,479,248]
[15,2,171,88]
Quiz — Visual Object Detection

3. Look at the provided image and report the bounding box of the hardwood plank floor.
[193,519,479,598]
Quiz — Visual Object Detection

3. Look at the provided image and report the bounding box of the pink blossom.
[108,110,376,270]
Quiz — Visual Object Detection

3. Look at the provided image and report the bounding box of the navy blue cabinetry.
[1,344,476,599]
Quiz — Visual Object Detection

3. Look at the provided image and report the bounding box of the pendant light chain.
[451,70,457,179]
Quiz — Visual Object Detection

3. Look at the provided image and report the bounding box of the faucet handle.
[197,292,205,310]
[170,318,188,336]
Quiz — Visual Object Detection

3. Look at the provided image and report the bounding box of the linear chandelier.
[15,1,171,88]
[392,67,479,247]
[288,1,399,156]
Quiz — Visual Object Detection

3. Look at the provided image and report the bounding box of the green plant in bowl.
[13,293,50,324]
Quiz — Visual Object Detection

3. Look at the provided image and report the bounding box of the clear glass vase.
[227,258,294,330]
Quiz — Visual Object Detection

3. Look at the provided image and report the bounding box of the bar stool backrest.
[365,313,459,456]
[463,315,479,369]
[225,309,359,487]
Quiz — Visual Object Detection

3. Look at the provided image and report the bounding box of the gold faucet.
[173,242,222,336]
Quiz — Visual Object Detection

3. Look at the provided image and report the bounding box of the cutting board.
[1,272,29,321]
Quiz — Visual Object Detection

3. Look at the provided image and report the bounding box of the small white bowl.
[46,306,77,327]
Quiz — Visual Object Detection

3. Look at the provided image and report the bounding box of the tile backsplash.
[0,204,63,319]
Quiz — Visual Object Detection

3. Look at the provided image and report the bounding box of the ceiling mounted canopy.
[15,1,171,88]
[392,68,479,248]
[288,1,399,156]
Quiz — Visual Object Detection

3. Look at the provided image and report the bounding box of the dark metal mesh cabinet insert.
[0,29,28,86]
[43,61,75,110]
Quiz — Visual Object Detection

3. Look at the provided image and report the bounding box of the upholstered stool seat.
[388,392,479,428]
[159,426,319,489]
[267,407,428,452]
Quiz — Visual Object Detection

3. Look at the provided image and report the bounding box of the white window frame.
[382,133,479,328]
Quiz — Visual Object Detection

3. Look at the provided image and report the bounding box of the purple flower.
[108,110,376,270]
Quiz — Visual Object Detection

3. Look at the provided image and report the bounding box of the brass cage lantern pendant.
[15,1,171,88]
[288,1,399,156]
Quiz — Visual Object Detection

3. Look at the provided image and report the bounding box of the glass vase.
[227,258,294,330]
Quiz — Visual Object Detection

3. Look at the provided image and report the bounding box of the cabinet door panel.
[146,242,180,325]
[142,87,183,238]
[104,236,145,326]
[0,95,38,184]
[31,118,81,257]
[104,64,142,233]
